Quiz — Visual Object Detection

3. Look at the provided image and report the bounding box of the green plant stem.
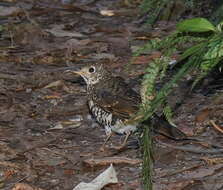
[142,124,153,190]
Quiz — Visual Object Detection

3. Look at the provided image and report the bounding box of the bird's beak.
[65,70,83,76]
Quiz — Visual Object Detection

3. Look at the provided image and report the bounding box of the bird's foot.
[110,132,130,150]
[99,133,113,151]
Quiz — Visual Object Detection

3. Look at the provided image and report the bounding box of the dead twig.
[17,134,62,155]
[84,157,142,167]
[201,157,223,165]
[210,120,223,134]
[42,148,78,165]
[8,176,31,190]
[158,141,223,154]
[12,182,44,190]
[0,161,20,169]
[0,73,16,80]
[160,163,203,178]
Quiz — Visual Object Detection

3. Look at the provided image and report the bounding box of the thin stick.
[160,163,203,178]
[210,120,223,134]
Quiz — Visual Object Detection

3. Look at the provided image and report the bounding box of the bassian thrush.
[69,64,186,149]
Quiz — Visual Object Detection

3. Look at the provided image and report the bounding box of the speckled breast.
[88,100,114,126]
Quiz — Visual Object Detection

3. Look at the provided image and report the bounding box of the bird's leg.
[100,132,113,151]
[113,131,131,150]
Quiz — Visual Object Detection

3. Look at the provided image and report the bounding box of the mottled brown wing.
[94,76,188,140]
[94,76,141,120]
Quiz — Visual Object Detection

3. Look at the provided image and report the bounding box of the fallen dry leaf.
[100,10,115,16]
[12,183,44,190]
[0,6,21,16]
[45,25,85,38]
[43,80,64,89]
[73,164,117,190]
[132,52,162,65]
[195,108,211,123]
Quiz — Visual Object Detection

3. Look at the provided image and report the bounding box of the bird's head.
[68,64,110,85]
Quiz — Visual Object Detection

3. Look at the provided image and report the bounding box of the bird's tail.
[148,114,188,140]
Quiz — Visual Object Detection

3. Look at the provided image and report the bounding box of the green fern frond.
[203,36,223,60]
[135,19,223,121]
[133,33,205,61]
[192,57,222,89]
[140,60,161,116]
[163,104,178,127]
[136,18,223,190]
[133,38,161,57]
[140,0,168,25]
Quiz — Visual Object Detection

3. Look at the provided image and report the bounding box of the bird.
[68,63,187,150]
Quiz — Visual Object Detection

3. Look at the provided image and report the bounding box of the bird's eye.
[89,67,95,73]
